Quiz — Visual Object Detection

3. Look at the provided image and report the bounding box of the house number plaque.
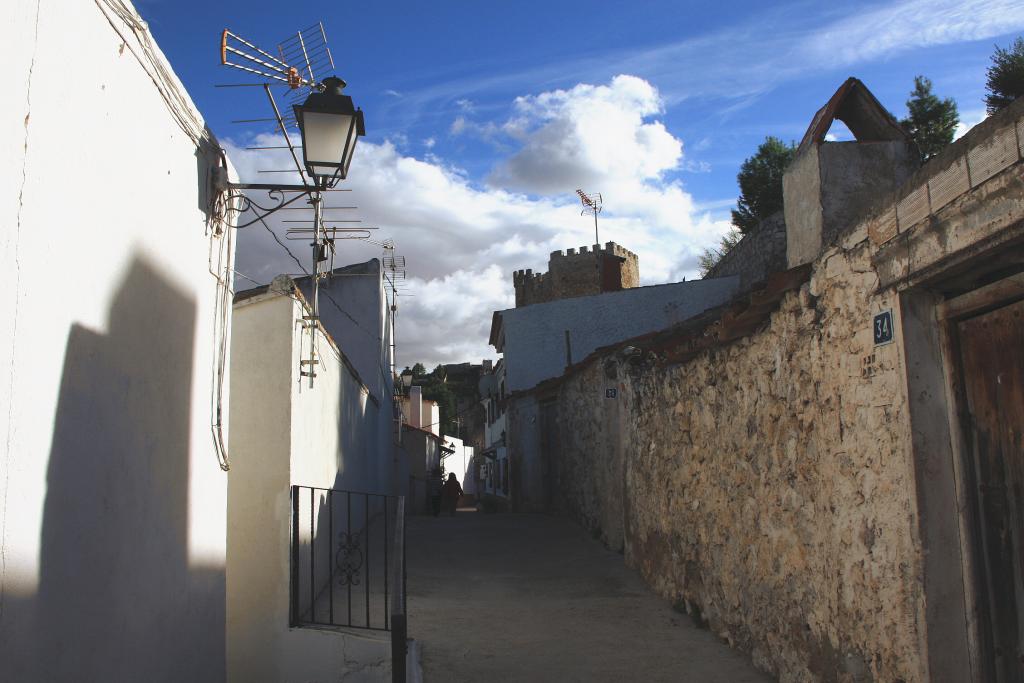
[873,309,894,346]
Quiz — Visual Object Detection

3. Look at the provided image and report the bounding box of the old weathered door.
[539,398,559,510]
[958,298,1024,682]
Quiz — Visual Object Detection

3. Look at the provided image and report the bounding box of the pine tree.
[731,137,795,234]
[985,36,1024,114]
[698,228,743,277]
[899,76,958,161]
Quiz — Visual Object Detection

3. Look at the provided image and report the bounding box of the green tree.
[731,137,796,234]
[698,228,743,277]
[985,36,1024,114]
[900,76,958,161]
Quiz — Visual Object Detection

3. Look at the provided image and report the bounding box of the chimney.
[408,385,423,429]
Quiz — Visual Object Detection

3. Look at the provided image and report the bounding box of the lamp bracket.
[219,183,317,229]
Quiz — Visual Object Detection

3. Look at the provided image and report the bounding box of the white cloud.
[386,0,1024,116]
[954,108,987,139]
[489,75,681,194]
[449,116,468,135]
[226,75,732,367]
[797,0,1024,68]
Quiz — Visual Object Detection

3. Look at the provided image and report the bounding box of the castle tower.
[513,242,639,308]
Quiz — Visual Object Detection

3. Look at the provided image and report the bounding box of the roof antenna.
[217,22,342,388]
[576,189,602,245]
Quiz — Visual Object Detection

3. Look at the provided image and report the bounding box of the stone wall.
[557,231,923,681]
[500,276,739,393]
[705,212,787,291]
[514,242,639,306]
[546,97,1024,682]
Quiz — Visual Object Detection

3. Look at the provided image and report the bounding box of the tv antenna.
[382,249,407,401]
[217,22,358,388]
[576,189,603,245]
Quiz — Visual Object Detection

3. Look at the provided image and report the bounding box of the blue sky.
[139,0,1024,365]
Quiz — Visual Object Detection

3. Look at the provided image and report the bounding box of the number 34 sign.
[873,309,895,346]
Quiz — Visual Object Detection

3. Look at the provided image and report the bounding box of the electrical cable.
[258,214,308,275]
[96,0,235,471]
[93,0,216,153]
[207,168,236,472]
[254,215,396,396]
[232,270,265,288]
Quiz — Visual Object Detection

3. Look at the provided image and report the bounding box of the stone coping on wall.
[511,101,1024,401]
[516,264,811,400]
[843,96,1024,254]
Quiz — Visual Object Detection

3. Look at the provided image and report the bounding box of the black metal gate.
[290,486,407,678]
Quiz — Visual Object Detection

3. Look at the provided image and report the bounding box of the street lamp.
[216,27,368,391]
[294,76,365,188]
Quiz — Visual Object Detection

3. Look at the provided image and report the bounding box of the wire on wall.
[207,157,239,472]
[96,0,239,471]
[247,213,395,394]
[93,0,216,153]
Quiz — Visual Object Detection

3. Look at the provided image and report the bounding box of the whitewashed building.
[441,435,476,502]
[227,276,398,682]
[478,359,510,506]
[1,1,236,679]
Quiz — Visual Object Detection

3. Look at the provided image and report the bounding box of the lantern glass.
[294,76,364,185]
[300,110,355,179]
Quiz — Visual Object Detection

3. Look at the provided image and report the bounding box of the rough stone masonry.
[544,93,1024,682]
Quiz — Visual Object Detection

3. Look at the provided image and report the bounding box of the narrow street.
[407,511,771,682]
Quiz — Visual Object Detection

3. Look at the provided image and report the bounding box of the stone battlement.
[512,269,548,286]
[513,241,639,307]
[549,242,637,260]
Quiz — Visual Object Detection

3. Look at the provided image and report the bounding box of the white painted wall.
[227,283,393,683]
[442,436,476,498]
[424,400,440,436]
[297,259,396,501]
[297,259,393,406]
[481,360,507,452]
[480,446,509,498]
[405,386,424,429]
[1,1,233,680]
[479,361,509,500]
[497,277,740,392]
[398,427,441,515]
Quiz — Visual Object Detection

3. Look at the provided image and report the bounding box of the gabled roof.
[797,77,910,155]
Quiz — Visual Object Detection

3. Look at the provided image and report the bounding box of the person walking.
[441,472,463,517]
[429,467,443,517]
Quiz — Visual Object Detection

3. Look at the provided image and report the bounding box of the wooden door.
[958,298,1024,682]
[539,399,559,510]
